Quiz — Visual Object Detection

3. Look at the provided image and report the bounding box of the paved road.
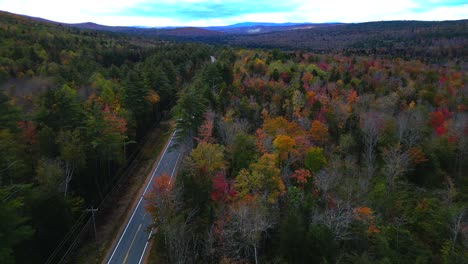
[106,132,182,264]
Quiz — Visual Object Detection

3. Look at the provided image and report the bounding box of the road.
[105,132,182,264]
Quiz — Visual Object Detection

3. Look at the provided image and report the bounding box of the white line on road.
[106,131,175,264]
[137,230,153,264]
[122,224,142,264]
[169,153,181,183]
[138,152,182,264]
[143,131,176,194]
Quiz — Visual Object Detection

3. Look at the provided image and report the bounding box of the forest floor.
[74,120,174,264]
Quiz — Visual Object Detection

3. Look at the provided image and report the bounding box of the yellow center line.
[122,223,142,264]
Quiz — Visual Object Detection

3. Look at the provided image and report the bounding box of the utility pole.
[86,207,99,243]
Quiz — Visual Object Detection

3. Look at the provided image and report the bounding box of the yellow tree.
[273,135,295,161]
[190,142,226,176]
[235,153,285,203]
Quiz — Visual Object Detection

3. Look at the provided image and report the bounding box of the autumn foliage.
[310,120,328,144]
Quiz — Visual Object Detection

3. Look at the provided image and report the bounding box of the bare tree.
[314,156,342,196]
[311,199,354,241]
[165,208,200,264]
[382,144,410,193]
[451,112,467,180]
[146,178,201,264]
[396,109,424,147]
[450,208,466,257]
[373,93,399,114]
[360,112,384,186]
[217,118,250,146]
[222,199,272,264]
[56,129,85,197]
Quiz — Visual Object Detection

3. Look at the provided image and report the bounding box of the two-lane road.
[106,132,182,264]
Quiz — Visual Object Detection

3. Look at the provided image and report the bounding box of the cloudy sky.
[0,0,466,27]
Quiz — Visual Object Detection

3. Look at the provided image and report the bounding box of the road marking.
[143,131,176,194]
[138,152,182,263]
[169,153,181,183]
[106,131,175,264]
[137,230,153,264]
[122,224,142,264]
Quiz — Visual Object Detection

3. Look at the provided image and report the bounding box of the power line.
[44,118,164,264]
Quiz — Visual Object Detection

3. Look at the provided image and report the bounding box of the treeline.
[168,20,468,64]
[147,48,467,263]
[0,12,214,264]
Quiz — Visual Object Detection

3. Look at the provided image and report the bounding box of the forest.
[0,10,467,264]
[0,11,214,263]
[150,49,467,263]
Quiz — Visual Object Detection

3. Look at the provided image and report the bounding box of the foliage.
[2,11,467,263]
[304,147,327,173]
[190,143,226,176]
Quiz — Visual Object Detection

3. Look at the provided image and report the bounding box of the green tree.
[229,133,257,177]
[0,92,20,131]
[304,147,327,173]
[0,130,28,185]
[0,188,34,264]
[36,84,85,130]
[174,85,207,145]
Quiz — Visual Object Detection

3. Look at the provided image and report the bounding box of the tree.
[0,188,34,264]
[210,173,236,203]
[36,84,85,130]
[235,153,285,203]
[382,144,410,193]
[190,143,226,176]
[311,200,354,241]
[0,92,20,131]
[273,135,296,161]
[145,174,174,231]
[175,85,207,146]
[36,159,63,192]
[222,199,272,264]
[56,129,86,197]
[396,109,424,147]
[290,169,313,191]
[310,120,329,144]
[304,147,326,173]
[229,133,257,177]
[123,69,151,131]
[0,129,28,185]
[195,112,216,144]
[360,112,384,186]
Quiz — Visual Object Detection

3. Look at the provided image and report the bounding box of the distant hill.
[1,11,466,62]
[202,22,342,34]
[225,20,468,62]
[0,11,341,36]
[68,22,223,37]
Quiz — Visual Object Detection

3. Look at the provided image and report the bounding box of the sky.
[0,0,467,27]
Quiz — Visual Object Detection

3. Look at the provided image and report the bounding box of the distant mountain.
[202,22,342,34]
[68,20,341,36]
[162,27,224,37]
[218,22,308,28]
[1,10,466,63]
[68,22,136,32]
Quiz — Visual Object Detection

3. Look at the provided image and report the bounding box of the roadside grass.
[74,121,174,264]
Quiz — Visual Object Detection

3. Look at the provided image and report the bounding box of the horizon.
[0,0,467,27]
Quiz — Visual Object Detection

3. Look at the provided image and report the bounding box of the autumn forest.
[0,10,467,264]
